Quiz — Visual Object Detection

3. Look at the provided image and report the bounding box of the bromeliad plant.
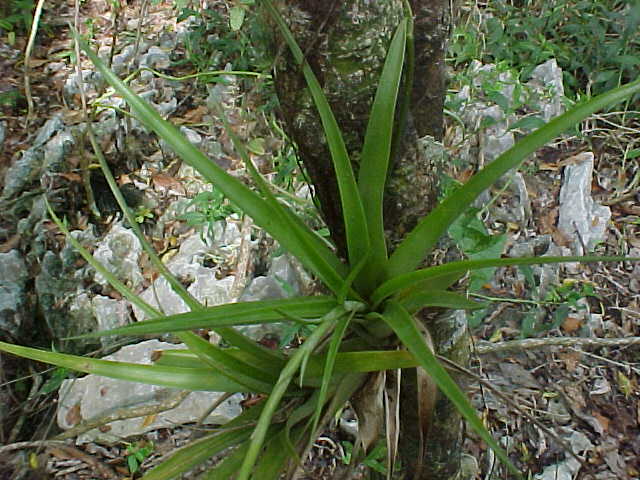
[1,2,640,479]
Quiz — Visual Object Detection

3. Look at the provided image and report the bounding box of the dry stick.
[7,367,42,443]
[130,0,150,70]
[54,389,190,441]
[22,0,46,129]
[436,354,590,471]
[229,215,255,302]
[73,0,101,219]
[602,186,640,206]
[474,335,640,356]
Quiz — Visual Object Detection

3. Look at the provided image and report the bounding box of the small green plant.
[134,205,154,224]
[0,0,35,44]
[177,189,240,241]
[174,1,264,75]
[449,0,640,100]
[124,440,154,475]
[1,2,639,479]
[341,439,390,475]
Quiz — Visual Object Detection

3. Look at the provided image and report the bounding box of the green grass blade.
[389,78,640,277]
[177,333,277,393]
[70,296,337,338]
[152,348,281,378]
[263,0,370,270]
[237,306,346,480]
[77,36,348,295]
[374,255,640,306]
[0,341,248,392]
[142,426,253,480]
[310,311,353,436]
[381,301,522,479]
[356,20,407,292]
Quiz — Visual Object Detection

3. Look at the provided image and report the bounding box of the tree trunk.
[261,2,468,479]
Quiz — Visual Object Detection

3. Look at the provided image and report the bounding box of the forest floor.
[1,0,639,479]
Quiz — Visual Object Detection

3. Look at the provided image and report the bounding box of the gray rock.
[0,250,30,337]
[57,340,243,444]
[1,148,43,199]
[240,254,300,303]
[238,255,302,340]
[34,115,65,148]
[181,127,203,147]
[93,223,144,289]
[92,295,131,340]
[528,59,565,121]
[0,120,6,151]
[36,250,92,341]
[63,70,103,102]
[132,274,235,321]
[112,44,136,72]
[558,152,611,254]
[143,46,171,69]
[130,231,241,321]
[43,130,75,173]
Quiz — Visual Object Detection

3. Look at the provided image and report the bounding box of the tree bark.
[261,2,467,479]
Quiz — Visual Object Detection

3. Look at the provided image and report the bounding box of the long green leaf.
[263,0,370,270]
[0,341,248,392]
[381,302,522,478]
[152,348,423,380]
[252,426,301,480]
[85,125,279,367]
[70,296,337,338]
[178,333,277,393]
[153,347,282,378]
[77,36,349,296]
[48,204,277,392]
[237,306,347,480]
[356,20,407,292]
[389,78,640,277]
[373,255,640,306]
[142,426,253,480]
[202,441,250,479]
[310,311,352,436]
[400,290,487,313]
[215,102,358,299]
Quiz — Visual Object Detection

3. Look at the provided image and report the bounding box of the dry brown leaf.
[384,369,401,480]
[152,173,186,194]
[58,172,82,182]
[0,234,21,253]
[352,371,385,453]
[65,403,82,426]
[562,316,582,334]
[141,414,157,428]
[538,207,558,235]
[557,350,581,372]
[592,411,610,433]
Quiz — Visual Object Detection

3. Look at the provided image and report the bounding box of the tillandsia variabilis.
[1,1,639,479]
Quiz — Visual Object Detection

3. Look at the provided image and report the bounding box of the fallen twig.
[54,389,189,441]
[474,335,640,355]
